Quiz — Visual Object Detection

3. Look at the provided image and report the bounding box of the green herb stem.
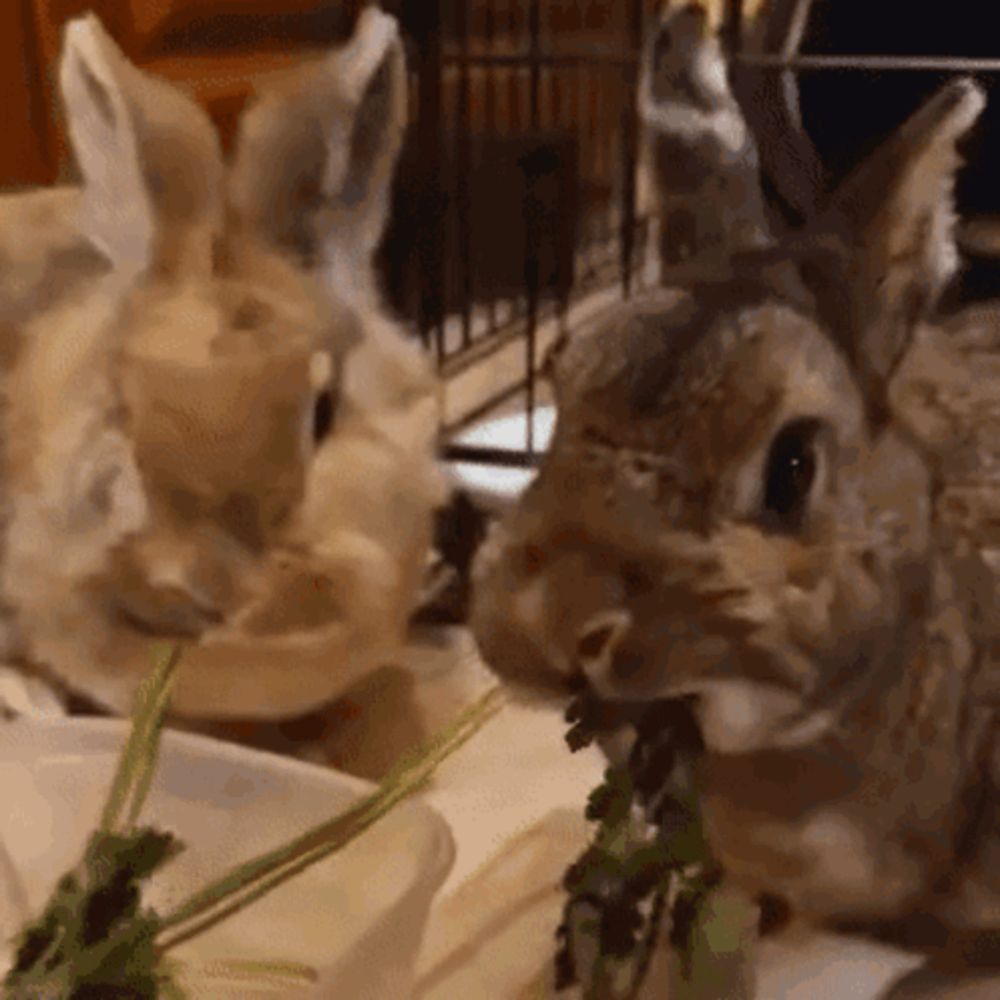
[162,956,320,989]
[156,684,506,953]
[99,644,184,835]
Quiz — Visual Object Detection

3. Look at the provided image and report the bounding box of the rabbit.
[470,2,1000,996]
[0,6,449,722]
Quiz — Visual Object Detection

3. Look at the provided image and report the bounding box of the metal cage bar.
[401,1,1000,475]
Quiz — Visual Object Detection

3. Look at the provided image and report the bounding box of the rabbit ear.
[59,14,224,279]
[229,7,407,299]
[59,16,151,276]
[801,78,985,420]
[639,3,771,274]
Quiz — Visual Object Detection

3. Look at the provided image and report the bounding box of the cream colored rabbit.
[0,7,447,720]
[472,4,1000,996]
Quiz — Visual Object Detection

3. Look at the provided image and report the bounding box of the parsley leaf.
[555,694,730,999]
[4,827,183,1000]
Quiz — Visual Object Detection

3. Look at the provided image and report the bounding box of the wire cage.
[374,0,1000,478]
[375,0,661,471]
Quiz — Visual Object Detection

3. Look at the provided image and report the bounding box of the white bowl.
[0,718,455,998]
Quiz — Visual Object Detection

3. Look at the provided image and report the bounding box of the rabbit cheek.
[690,681,805,754]
[699,756,925,918]
[469,567,576,698]
[703,802,922,918]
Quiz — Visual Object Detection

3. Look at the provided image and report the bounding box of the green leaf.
[3,828,184,999]
[670,885,758,1000]
[555,698,746,1000]
[4,650,505,999]
[4,645,188,999]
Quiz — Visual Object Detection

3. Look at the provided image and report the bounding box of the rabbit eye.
[313,389,336,444]
[762,419,822,528]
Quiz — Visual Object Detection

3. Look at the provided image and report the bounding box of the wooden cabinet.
[1,1,363,187]
[0,0,56,187]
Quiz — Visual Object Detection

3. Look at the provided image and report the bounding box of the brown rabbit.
[0,8,447,721]
[471,4,1000,996]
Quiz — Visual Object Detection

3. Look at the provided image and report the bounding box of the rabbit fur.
[471,3,1000,994]
[0,7,448,720]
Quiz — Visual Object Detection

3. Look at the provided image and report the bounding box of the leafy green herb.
[4,828,182,999]
[3,641,506,999]
[555,694,732,1000]
[3,645,187,1000]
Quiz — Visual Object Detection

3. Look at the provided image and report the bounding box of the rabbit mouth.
[684,679,835,754]
[112,596,225,641]
[581,663,831,754]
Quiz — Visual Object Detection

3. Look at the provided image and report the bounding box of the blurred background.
[3,0,999,469]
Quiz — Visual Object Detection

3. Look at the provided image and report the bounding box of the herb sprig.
[555,693,753,999]
[4,644,186,999]
[2,646,506,998]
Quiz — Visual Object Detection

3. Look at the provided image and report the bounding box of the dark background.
[799,0,1000,302]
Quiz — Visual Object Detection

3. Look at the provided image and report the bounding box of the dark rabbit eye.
[313,389,336,444]
[762,419,822,528]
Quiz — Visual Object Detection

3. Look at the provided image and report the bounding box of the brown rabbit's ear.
[800,78,986,421]
[639,3,771,272]
[59,14,224,278]
[228,7,407,297]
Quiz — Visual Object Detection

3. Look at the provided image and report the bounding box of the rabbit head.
[471,2,986,758]
[0,8,448,718]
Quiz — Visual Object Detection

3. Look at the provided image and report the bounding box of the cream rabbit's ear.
[800,78,985,421]
[59,14,224,279]
[229,7,407,298]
